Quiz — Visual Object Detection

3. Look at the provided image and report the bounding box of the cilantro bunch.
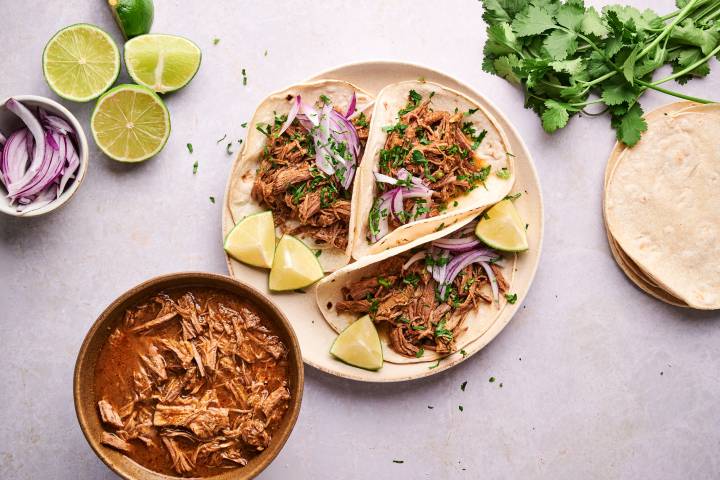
[481,0,720,145]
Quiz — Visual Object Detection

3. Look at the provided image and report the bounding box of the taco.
[317,213,516,363]
[351,80,515,259]
[227,80,373,272]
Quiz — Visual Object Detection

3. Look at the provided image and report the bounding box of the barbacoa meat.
[251,103,369,250]
[95,288,292,477]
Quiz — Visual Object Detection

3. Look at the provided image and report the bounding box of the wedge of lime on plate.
[108,0,154,39]
[475,199,528,252]
[330,315,383,371]
[91,84,170,162]
[268,235,324,291]
[124,34,201,93]
[42,24,120,102]
[224,211,276,268]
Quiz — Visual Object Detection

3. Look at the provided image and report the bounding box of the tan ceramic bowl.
[74,272,304,480]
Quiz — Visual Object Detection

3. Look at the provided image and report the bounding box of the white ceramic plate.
[222,61,544,382]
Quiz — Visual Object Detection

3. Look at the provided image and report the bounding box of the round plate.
[222,61,544,382]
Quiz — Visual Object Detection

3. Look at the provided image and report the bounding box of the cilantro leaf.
[511,5,556,37]
[600,81,640,106]
[543,30,578,60]
[614,103,648,146]
[493,54,522,83]
[581,7,608,38]
[541,100,569,133]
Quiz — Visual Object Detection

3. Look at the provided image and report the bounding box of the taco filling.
[335,220,508,358]
[252,94,369,250]
[367,89,491,243]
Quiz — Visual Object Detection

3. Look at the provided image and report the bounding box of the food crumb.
[392,460,404,464]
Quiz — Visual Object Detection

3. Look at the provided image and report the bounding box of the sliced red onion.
[391,188,404,221]
[0,99,79,212]
[374,171,398,185]
[433,237,482,252]
[402,251,427,270]
[345,92,357,118]
[5,99,46,196]
[439,250,499,301]
[278,95,301,136]
[479,261,499,304]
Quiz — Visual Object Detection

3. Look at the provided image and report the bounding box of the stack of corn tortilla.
[603,101,720,310]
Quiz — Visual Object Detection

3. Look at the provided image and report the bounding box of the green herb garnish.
[489,376,496,383]
[415,347,425,358]
[209,196,215,203]
[428,359,441,370]
[505,293,518,304]
[216,134,227,143]
[241,68,247,86]
[377,276,392,288]
[458,405,464,412]
[479,0,720,145]
[192,160,198,174]
[186,143,193,154]
[461,381,467,391]
[212,38,220,45]
[496,168,511,179]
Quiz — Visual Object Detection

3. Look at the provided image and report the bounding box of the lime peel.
[475,199,529,252]
[224,211,276,269]
[268,235,324,291]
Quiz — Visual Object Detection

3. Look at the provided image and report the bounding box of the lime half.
[91,84,170,162]
[42,24,120,102]
[124,34,201,93]
[268,235,324,291]
[330,315,383,371]
[475,199,528,252]
[224,211,276,268]
[108,0,154,39]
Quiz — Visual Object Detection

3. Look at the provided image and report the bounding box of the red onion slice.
[344,92,357,118]
[439,250,499,301]
[278,95,301,136]
[402,251,427,270]
[5,99,46,197]
[374,172,398,185]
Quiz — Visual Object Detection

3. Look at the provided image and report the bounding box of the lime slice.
[224,212,276,268]
[108,0,154,39]
[268,235,324,291]
[42,24,120,102]
[91,84,170,163]
[330,315,383,371]
[475,199,528,252]
[124,34,201,93]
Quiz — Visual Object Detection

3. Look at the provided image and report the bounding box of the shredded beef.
[251,103,369,250]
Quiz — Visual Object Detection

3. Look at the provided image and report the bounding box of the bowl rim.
[0,94,89,218]
[73,271,305,480]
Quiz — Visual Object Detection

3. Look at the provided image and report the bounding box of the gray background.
[1,1,719,478]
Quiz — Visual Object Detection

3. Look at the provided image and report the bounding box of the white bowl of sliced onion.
[0,95,88,217]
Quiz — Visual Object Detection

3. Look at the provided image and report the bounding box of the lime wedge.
[42,24,120,102]
[108,0,154,39]
[224,212,276,268]
[330,315,383,371]
[475,199,528,252]
[124,34,201,93]
[268,235,324,291]
[91,84,170,162]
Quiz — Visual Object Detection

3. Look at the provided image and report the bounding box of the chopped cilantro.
[216,134,227,143]
[377,276,392,288]
[496,168,511,179]
[489,376,496,383]
[460,349,467,357]
[241,122,248,128]
[428,359,441,370]
[192,160,198,174]
[355,112,369,128]
[393,460,404,464]
[314,250,322,257]
[226,143,233,155]
[460,381,467,391]
[319,94,331,105]
[403,273,420,287]
[415,347,424,358]
[212,38,220,45]
[458,405,464,412]
[186,143,193,154]
[434,319,453,342]
[209,196,215,204]
[398,89,423,115]
[466,107,479,116]
[505,293,518,304]
[382,122,409,135]
[504,192,522,201]
[242,68,247,86]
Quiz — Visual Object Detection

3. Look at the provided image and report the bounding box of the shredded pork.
[95,288,291,477]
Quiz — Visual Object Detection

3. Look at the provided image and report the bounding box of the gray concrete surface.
[1,1,719,478]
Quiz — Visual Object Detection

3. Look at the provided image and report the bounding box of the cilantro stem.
[637,0,702,61]
[636,80,714,104]
[651,43,720,87]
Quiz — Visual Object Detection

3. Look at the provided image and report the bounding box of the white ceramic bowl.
[0,95,88,217]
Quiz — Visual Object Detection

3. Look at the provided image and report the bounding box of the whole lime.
[108,0,154,39]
